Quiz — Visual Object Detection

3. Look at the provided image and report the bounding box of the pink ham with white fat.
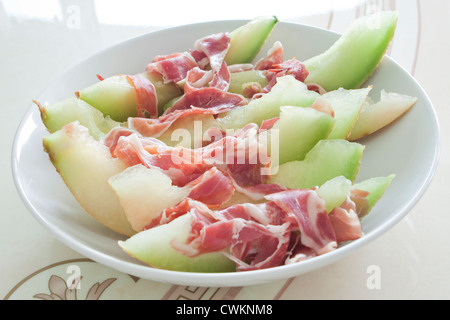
[266,189,337,255]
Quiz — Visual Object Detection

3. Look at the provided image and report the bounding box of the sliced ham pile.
[100,32,366,271]
[103,121,367,271]
[125,34,317,139]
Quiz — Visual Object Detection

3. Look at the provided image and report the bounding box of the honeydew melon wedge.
[43,122,135,236]
[225,16,278,65]
[76,75,139,122]
[352,174,395,214]
[316,174,394,215]
[228,70,269,96]
[36,97,121,140]
[304,11,398,91]
[316,176,353,213]
[322,87,371,139]
[348,90,417,141]
[268,139,364,189]
[268,105,335,164]
[109,164,190,232]
[219,75,319,129]
[118,212,236,272]
[76,73,180,122]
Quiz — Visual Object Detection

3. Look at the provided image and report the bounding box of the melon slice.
[119,213,236,272]
[304,11,398,91]
[268,139,365,189]
[219,75,319,130]
[225,16,278,65]
[37,97,120,140]
[43,122,135,236]
[322,87,371,139]
[348,90,417,140]
[109,165,189,232]
[269,105,335,165]
[352,174,395,213]
[317,176,353,213]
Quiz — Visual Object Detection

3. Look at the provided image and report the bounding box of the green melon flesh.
[304,11,398,91]
[76,75,138,122]
[316,176,353,213]
[119,213,236,273]
[225,16,278,65]
[268,139,364,189]
[316,174,394,215]
[219,75,319,130]
[352,174,395,213]
[109,164,190,232]
[37,97,121,140]
[43,122,135,236]
[348,90,417,140]
[228,70,269,96]
[76,73,180,122]
[269,105,335,165]
[322,87,371,139]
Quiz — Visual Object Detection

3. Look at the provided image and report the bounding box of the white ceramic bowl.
[12,20,440,287]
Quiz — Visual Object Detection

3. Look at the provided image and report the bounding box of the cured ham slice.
[128,107,218,138]
[218,221,291,271]
[166,198,292,271]
[261,58,309,95]
[327,189,368,242]
[254,41,284,71]
[145,186,345,271]
[126,75,159,119]
[270,58,309,83]
[194,32,231,91]
[259,117,280,131]
[266,189,337,255]
[328,195,363,243]
[186,167,235,207]
[163,87,247,115]
[111,125,271,187]
[194,32,230,72]
[146,52,198,84]
[112,133,209,187]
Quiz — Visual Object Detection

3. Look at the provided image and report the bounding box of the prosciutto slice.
[328,196,363,243]
[110,122,272,188]
[166,198,292,271]
[163,86,247,115]
[328,189,368,242]
[146,52,198,84]
[112,133,209,187]
[254,41,284,71]
[144,184,353,271]
[126,75,159,118]
[193,32,231,91]
[260,58,309,95]
[266,189,337,255]
[128,107,217,138]
[158,186,343,271]
[186,167,235,207]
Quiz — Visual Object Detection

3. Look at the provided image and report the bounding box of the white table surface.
[1,0,449,300]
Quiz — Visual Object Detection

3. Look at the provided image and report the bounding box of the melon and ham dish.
[37,13,418,272]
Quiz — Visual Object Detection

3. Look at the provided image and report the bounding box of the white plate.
[12,20,440,287]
